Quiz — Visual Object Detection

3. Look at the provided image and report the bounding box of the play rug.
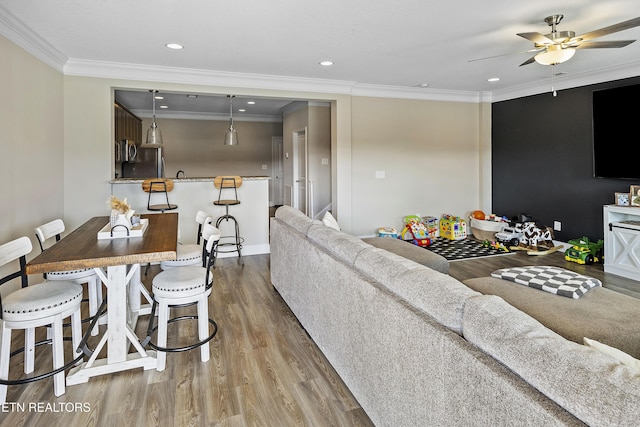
[425,238,515,261]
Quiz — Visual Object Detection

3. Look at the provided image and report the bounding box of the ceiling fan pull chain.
[551,65,557,97]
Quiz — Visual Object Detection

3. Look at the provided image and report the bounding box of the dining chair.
[160,210,216,270]
[144,223,220,371]
[35,219,104,336]
[0,237,83,404]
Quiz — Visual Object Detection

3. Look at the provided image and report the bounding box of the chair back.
[142,179,177,212]
[195,210,214,245]
[0,237,32,315]
[142,178,175,193]
[201,224,220,286]
[213,176,242,204]
[35,219,65,252]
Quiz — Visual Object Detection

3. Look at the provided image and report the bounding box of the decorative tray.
[97,218,149,240]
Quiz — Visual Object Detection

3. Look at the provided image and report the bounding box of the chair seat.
[160,244,202,269]
[2,281,83,322]
[148,203,178,211]
[214,199,240,206]
[152,266,212,299]
[46,268,96,281]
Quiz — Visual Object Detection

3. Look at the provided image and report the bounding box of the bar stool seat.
[160,210,214,270]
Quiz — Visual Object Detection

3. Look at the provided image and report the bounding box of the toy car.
[564,237,604,265]
[494,227,522,247]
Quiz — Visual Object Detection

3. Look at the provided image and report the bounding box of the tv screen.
[593,83,640,179]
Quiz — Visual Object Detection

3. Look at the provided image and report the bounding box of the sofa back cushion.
[463,295,640,426]
[307,224,371,266]
[274,205,322,235]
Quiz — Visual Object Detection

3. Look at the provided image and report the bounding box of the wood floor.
[0,256,373,427]
[2,246,639,426]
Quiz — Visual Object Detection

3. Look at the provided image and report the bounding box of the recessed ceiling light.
[488,77,500,82]
[165,43,183,50]
[238,108,246,112]
[186,94,197,98]
[417,83,429,88]
[160,105,168,109]
[247,101,256,105]
[319,60,334,66]
[154,95,164,100]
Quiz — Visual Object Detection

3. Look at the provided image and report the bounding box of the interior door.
[293,128,308,216]
[271,136,284,206]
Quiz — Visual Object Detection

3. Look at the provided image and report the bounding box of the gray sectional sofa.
[270,206,640,426]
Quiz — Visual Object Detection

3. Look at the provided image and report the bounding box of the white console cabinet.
[603,204,640,281]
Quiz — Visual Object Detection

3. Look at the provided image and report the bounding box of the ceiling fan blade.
[517,32,555,45]
[519,53,540,66]
[576,17,640,42]
[573,40,636,49]
[468,48,540,62]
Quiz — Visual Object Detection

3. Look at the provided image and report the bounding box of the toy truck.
[564,237,604,265]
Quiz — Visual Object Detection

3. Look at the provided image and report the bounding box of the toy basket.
[469,217,504,241]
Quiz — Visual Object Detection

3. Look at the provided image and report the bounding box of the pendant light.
[146,90,164,146]
[224,95,239,146]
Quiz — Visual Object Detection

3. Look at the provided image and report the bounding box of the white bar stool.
[144,223,221,371]
[0,237,83,404]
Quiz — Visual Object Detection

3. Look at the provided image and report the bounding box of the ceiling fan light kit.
[517,14,640,67]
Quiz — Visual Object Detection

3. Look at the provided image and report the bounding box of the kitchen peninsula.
[111,176,270,257]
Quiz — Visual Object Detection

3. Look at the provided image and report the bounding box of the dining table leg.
[66,264,157,385]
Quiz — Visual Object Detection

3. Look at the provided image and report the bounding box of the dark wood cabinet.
[114,102,142,143]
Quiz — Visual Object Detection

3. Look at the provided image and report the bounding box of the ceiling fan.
[517,14,640,66]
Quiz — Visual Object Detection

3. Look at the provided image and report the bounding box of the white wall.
[350,96,483,236]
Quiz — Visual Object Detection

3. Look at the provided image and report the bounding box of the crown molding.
[0,4,66,71]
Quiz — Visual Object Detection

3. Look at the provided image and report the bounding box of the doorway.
[292,128,308,216]
[271,136,284,206]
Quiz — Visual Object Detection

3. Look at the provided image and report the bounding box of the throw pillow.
[584,337,640,375]
[322,211,341,231]
[491,265,601,299]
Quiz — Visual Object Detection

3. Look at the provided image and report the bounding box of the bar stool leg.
[51,316,65,397]
[24,327,35,374]
[0,326,11,403]
[156,302,170,372]
[197,297,210,363]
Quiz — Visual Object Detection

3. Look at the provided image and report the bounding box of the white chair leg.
[24,327,35,374]
[71,309,82,360]
[0,324,11,404]
[51,316,65,397]
[197,297,210,363]
[156,302,169,372]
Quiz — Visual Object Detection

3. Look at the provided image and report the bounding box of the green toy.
[564,237,604,265]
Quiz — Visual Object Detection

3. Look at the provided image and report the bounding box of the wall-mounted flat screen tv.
[593,83,640,179]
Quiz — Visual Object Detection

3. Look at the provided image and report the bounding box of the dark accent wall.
[492,75,640,241]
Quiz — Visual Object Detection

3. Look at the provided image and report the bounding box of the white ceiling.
[2,0,640,114]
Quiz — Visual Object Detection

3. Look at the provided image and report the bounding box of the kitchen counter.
[110,177,270,257]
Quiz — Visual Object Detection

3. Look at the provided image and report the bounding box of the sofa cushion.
[491,265,601,299]
[463,295,640,427]
[463,276,640,359]
[354,247,425,285]
[362,237,449,274]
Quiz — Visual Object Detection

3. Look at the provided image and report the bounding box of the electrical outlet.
[375,171,385,179]
[553,221,562,232]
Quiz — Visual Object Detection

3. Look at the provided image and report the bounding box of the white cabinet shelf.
[603,204,640,281]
